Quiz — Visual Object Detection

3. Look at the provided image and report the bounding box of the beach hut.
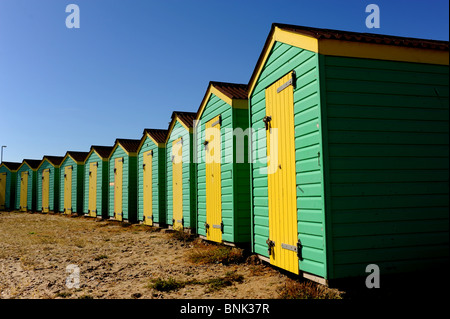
[59,151,89,215]
[15,159,41,212]
[248,23,449,284]
[83,145,114,219]
[195,82,251,245]
[165,111,197,232]
[36,156,64,213]
[108,139,141,223]
[0,162,21,211]
[137,129,168,226]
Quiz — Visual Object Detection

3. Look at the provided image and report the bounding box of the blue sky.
[0,0,448,163]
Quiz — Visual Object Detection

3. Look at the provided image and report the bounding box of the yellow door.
[88,162,97,217]
[205,115,222,242]
[64,166,72,214]
[172,138,183,230]
[114,158,123,221]
[20,171,28,212]
[42,169,50,213]
[265,72,299,274]
[143,150,153,226]
[0,173,6,210]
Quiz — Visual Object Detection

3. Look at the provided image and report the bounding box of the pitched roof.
[210,82,248,100]
[248,23,449,96]
[66,151,90,163]
[0,162,21,171]
[143,129,169,144]
[172,111,197,129]
[115,139,141,153]
[90,145,114,159]
[43,156,64,166]
[273,23,449,51]
[23,159,42,169]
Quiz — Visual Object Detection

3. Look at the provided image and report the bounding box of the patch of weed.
[206,271,244,292]
[149,277,186,292]
[189,245,245,265]
[278,278,343,299]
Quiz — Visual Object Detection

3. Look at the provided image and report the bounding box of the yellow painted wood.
[64,166,72,214]
[0,173,6,210]
[114,158,123,221]
[266,72,299,275]
[42,169,50,213]
[88,162,97,217]
[143,150,153,226]
[205,115,222,243]
[172,137,183,231]
[20,171,28,212]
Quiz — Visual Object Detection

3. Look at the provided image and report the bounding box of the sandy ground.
[0,211,291,299]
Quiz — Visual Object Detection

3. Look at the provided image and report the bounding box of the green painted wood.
[322,55,450,279]
[0,166,17,211]
[108,146,138,223]
[138,136,166,225]
[83,152,109,219]
[250,42,327,278]
[166,120,196,230]
[36,160,60,212]
[59,157,84,214]
[196,93,251,245]
[15,163,37,212]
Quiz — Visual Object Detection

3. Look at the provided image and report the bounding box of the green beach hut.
[37,156,64,213]
[248,23,449,284]
[137,129,168,227]
[83,145,114,219]
[108,139,141,223]
[59,151,89,215]
[165,111,197,232]
[15,159,41,212]
[195,82,251,246]
[0,162,21,211]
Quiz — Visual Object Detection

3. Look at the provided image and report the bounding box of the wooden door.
[265,72,299,274]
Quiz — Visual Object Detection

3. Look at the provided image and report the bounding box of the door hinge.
[297,239,303,260]
[266,239,275,256]
[205,222,210,233]
[263,116,272,130]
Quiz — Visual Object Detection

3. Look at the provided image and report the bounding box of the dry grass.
[148,271,245,293]
[278,278,344,299]
[188,240,245,265]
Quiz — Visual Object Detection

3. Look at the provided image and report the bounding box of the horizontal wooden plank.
[326,104,449,121]
[325,65,449,86]
[327,118,448,133]
[330,181,448,197]
[328,131,449,145]
[327,79,449,97]
[328,143,449,158]
[332,206,448,224]
[331,194,448,210]
[333,218,449,237]
[330,169,448,184]
[324,55,450,74]
[326,91,449,109]
[329,156,449,170]
[333,232,449,251]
